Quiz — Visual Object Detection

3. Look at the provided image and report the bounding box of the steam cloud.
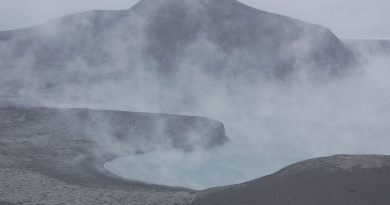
[0,0,389,190]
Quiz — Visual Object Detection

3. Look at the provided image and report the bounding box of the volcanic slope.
[192,155,390,205]
[0,0,356,101]
[0,107,226,205]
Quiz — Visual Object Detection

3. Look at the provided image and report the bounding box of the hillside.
[0,0,357,105]
[192,155,390,205]
[0,106,226,204]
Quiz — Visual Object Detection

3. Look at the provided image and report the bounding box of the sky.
[0,0,389,39]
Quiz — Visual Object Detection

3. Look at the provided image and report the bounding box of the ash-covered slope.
[0,0,356,96]
[192,155,390,205]
[132,0,356,76]
[0,106,226,205]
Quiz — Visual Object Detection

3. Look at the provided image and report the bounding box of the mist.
[1,0,390,190]
[107,48,390,189]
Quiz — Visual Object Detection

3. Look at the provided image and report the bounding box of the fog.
[104,49,390,189]
[1,0,390,190]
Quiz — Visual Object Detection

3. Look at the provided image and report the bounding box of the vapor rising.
[0,0,389,189]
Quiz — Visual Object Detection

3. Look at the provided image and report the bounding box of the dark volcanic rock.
[0,0,357,100]
[0,107,226,204]
[0,202,17,205]
[192,155,390,205]
[2,108,389,205]
[134,0,356,76]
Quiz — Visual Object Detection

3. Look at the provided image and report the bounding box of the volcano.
[0,0,356,89]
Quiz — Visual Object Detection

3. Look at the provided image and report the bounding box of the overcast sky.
[0,0,389,38]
